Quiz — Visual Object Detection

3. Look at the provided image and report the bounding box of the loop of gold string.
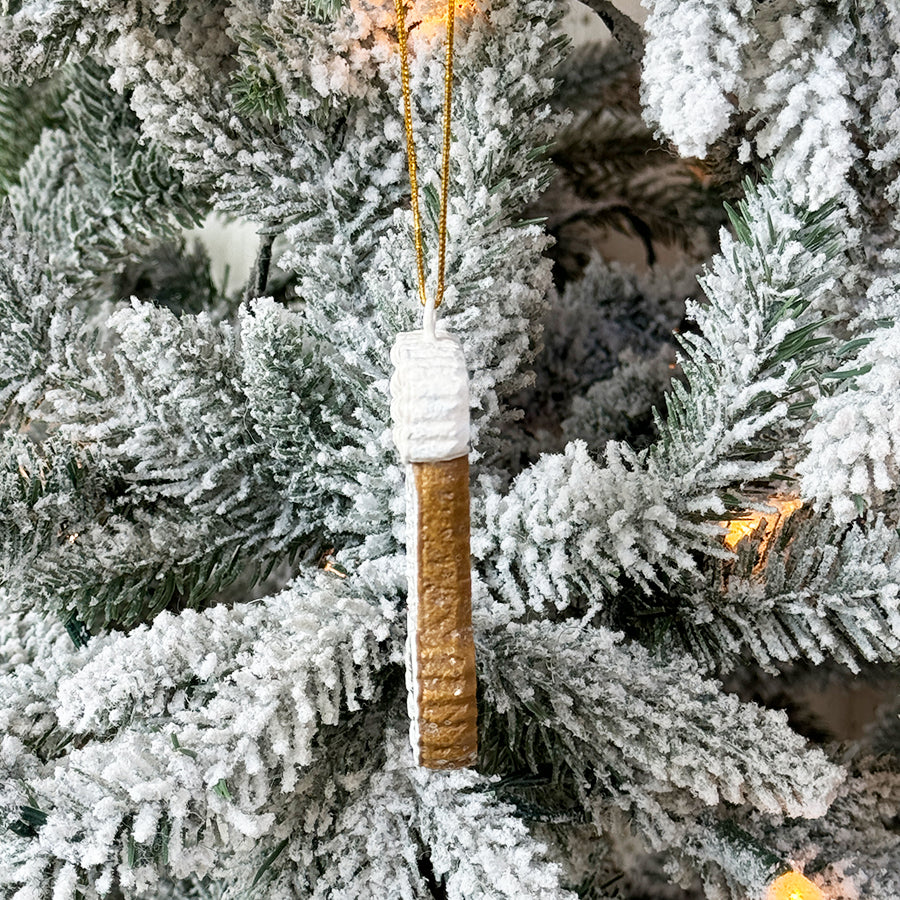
[394,0,456,308]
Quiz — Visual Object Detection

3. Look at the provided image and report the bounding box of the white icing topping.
[390,328,470,463]
[404,465,421,763]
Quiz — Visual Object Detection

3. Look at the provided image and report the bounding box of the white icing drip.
[405,464,421,763]
[390,328,470,463]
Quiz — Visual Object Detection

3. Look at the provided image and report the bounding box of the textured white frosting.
[404,467,421,762]
[389,328,470,463]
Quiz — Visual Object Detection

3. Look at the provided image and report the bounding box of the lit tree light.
[318,548,348,579]
[721,495,803,558]
[765,871,825,900]
[420,0,479,19]
[412,0,480,38]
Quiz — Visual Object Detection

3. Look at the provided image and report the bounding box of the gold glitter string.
[394,0,456,309]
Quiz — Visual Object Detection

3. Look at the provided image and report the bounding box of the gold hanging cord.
[394,0,456,309]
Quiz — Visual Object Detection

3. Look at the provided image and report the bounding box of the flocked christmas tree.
[1,0,900,898]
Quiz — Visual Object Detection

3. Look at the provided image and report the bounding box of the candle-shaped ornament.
[390,326,477,769]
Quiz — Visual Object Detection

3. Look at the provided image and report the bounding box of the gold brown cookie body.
[412,456,477,768]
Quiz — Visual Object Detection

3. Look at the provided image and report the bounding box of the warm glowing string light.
[721,495,803,556]
[318,548,348,578]
[416,0,478,36]
[765,871,825,900]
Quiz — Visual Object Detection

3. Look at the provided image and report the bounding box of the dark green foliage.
[9,59,210,292]
[652,185,844,478]
[0,73,66,196]
[229,0,351,130]
[0,295,335,632]
[0,434,110,616]
[115,239,224,317]
[0,3,97,79]
[7,805,48,839]
[669,509,900,674]
[530,42,728,284]
[2,2,898,898]
[127,818,170,868]
[508,256,692,463]
[0,1,193,82]
[230,30,290,125]
[479,180,850,631]
[250,837,289,890]
[231,63,289,123]
[301,0,347,22]
[0,207,73,427]
[62,611,90,648]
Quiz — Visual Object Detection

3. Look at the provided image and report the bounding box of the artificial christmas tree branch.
[2,0,900,897]
[477,181,846,623]
[580,0,645,59]
[243,233,275,302]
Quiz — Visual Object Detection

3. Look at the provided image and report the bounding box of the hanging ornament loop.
[394,0,457,315]
[390,0,477,770]
[423,292,437,340]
